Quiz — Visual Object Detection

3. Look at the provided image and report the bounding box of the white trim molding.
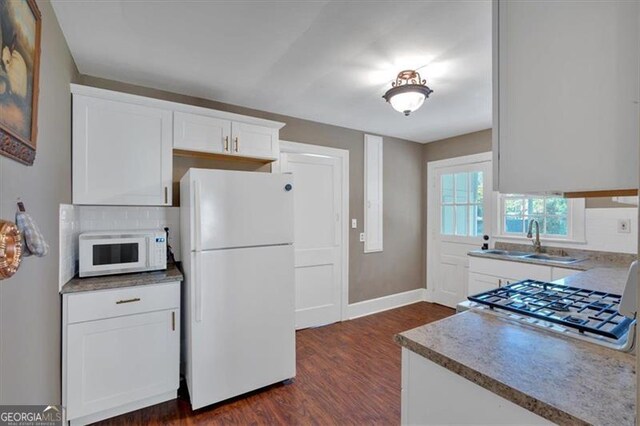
[364,134,383,253]
[347,288,428,320]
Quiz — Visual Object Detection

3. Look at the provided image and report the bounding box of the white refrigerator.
[180,168,295,410]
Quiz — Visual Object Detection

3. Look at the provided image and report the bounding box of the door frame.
[426,152,493,303]
[275,140,350,322]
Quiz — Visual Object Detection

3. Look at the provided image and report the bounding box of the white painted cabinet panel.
[72,94,173,205]
[173,111,231,154]
[551,267,580,281]
[231,121,279,160]
[468,256,583,297]
[364,134,383,253]
[401,348,552,425]
[493,0,639,193]
[66,310,179,419]
[469,256,551,282]
[63,282,180,424]
[468,271,517,296]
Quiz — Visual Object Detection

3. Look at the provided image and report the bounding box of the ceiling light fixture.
[382,70,433,116]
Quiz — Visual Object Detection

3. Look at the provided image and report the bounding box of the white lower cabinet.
[401,348,552,425]
[63,282,180,425]
[468,271,517,296]
[467,256,580,297]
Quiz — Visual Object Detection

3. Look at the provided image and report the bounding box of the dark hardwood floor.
[95,302,454,425]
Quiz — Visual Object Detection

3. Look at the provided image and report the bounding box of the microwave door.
[86,237,148,274]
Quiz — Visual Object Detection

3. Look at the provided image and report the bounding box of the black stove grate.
[468,279,634,340]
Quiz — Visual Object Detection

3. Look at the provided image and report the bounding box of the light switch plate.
[359,232,365,242]
[352,219,357,229]
[618,219,631,233]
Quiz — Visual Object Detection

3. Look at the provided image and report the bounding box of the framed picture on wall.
[0,0,41,166]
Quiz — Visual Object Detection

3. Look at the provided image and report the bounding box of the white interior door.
[429,155,492,308]
[280,151,344,329]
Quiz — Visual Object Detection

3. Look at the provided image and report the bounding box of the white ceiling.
[51,1,492,143]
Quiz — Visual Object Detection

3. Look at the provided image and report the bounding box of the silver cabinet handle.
[116,298,140,304]
[164,186,168,204]
[234,137,239,152]
[224,136,229,152]
[498,279,502,288]
[171,311,176,331]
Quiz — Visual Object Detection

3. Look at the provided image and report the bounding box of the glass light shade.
[388,91,426,116]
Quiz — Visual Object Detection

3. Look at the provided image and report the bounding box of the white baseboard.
[347,288,427,320]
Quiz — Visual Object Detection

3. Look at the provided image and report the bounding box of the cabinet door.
[173,111,231,154]
[231,122,278,160]
[551,267,579,281]
[468,272,520,297]
[494,0,639,193]
[73,95,173,205]
[66,310,179,420]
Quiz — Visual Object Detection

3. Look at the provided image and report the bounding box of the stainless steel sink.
[483,249,533,257]
[523,253,583,264]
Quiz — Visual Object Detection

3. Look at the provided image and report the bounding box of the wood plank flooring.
[94,302,454,425]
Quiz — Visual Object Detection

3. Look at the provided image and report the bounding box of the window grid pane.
[502,195,569,237]
[440,171,484,237]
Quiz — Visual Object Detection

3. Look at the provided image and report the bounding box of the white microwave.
[79,230,167,277]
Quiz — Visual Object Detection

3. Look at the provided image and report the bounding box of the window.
[498,194,586,241]
[440,171,484,237]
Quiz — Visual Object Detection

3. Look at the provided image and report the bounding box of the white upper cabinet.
[173,111,231,154]
[493,0,639,194]
[174,114,279,160]
[71,84,285,206]
[231,122,279,160]
[72,93,173,206]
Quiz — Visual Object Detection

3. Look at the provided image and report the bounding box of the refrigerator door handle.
[194,252,202,322]
[194,179,202,252]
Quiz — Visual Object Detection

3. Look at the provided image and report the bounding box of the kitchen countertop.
[60,263,184,294]
[553,266,630,295]
[395,309,635,425]
[468,242,636,271]
[396,256,636,425]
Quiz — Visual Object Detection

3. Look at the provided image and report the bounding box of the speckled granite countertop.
[60,263,183,294]
[395,310,635,425]
[468,242,636,271]
[554,267,630,295]
[397,250,636,424]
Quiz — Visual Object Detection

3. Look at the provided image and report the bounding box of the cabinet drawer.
[66,282,180,324]
[469,256,551,281]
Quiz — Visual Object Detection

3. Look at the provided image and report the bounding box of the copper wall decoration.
[0,220,22,279]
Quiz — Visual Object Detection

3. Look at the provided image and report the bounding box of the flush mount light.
[382,70,433,116]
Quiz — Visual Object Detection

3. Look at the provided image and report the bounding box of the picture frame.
[0,0,42,166]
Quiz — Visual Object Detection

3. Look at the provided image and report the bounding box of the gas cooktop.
[468,280,635,342]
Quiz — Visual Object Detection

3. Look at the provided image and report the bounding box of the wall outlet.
[618,219,631,233]
[359,232,365,242]
[352,219,357,229]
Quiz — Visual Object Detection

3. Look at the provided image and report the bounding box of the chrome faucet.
[527,219,542,253]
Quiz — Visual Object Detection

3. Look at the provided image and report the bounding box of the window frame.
[495,194,586,243]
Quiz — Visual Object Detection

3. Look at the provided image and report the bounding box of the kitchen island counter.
[396,267,635,425]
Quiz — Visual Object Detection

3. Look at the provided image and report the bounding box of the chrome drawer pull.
[116,298,141,304]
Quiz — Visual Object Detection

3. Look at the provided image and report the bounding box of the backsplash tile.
[59,205,182,290]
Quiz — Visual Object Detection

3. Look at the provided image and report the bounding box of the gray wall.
[78,75,424,304]
[0,1,78,404]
